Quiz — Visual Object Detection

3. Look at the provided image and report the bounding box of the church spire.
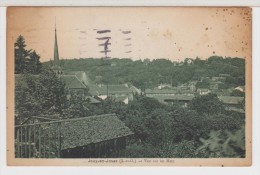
[54,17,59,68]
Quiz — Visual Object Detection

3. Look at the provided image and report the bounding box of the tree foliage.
[15,69,67,124]
[15,35,42,74]
[43,56,245,89]
[188,93,225,116]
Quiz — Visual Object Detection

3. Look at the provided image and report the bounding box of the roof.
[85,96,101,104]
[218,96,244,105]
[235,86,245,91]
[98,85,132,95]
[146,89,177,94]
[197,88,210,92]
[151,94,194,103]
[114,95,128,102]
[61,75,87,89]
[58,114,133,150]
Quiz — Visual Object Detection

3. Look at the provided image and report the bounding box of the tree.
[15,69,68,123]
[36,69,67,115]
[15,35,42,74]
[196,79,210,89]
[230,89,245,97]
[27,51,42,74]
[15,35,31,74]
[188,93,225,116]
[15,74,41,124]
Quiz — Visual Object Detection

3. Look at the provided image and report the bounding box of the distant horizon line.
[42,56,245,63]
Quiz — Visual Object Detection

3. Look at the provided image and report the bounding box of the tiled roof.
[88,85,100,96]
[58,114,133,150]
[218,96,244,105]
[61,75,87,89]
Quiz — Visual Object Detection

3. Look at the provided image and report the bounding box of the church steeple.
[54,18,59,68]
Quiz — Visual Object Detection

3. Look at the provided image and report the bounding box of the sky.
[7,7,252,62]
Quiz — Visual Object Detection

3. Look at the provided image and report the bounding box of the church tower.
[54,21,59,68]
[52,18,63,75]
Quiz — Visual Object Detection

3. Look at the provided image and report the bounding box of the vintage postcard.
[7,7,252,166]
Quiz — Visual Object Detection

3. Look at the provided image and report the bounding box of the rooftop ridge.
[15,113,117,127]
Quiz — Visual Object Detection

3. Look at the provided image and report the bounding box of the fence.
[15,117,62,158]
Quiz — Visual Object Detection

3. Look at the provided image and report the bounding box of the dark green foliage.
[120,143,159,158]
[188,93,225,116]
[197,127,245,158]
[15,69,67,124]
[114,95,245,158]
[231,89,245,97]
[15,35,42,74]
[15,35,30,74]
[43,56,245,89]
[196,79,210,89]
[26,51,42,74]
[15,74,42,124]
[37,69,67,114]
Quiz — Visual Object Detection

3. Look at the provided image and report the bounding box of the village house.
[151,94,194,107]
[158,83,172,89]
[60,114,134,158]
[197,88,211,95]
[61,75,89,97]
[15,114,133,158]
[209,81,222,90]
[145,88,178,97]
[84,96,101,105]
[96,84,133,102]
[218,96,245,113]
[235,86,245,92]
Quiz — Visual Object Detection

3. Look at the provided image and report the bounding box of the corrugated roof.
[59,114,133,150]
[61,75,87,89]
[218,96,244,105]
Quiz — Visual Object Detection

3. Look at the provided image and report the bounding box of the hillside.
[43,56,245,89]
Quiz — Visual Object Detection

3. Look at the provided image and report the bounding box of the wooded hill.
[44,56,245,89]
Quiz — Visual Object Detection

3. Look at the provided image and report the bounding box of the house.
[158,83,172,90]
[197,88,210,95]
[235,86,245,92]
[61,75,88,97]
[97,84,133,101]
[184,58,194,65]
[85,96,101,105]
[145,88,178,97]
[178,83,196,92]
[209,81,222,90]
[151,94,194,107]
[113,95,129,104]
[16,114,134,158]
[60,114,134,158]
[218,96,244,113]
[64,71,88,84]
